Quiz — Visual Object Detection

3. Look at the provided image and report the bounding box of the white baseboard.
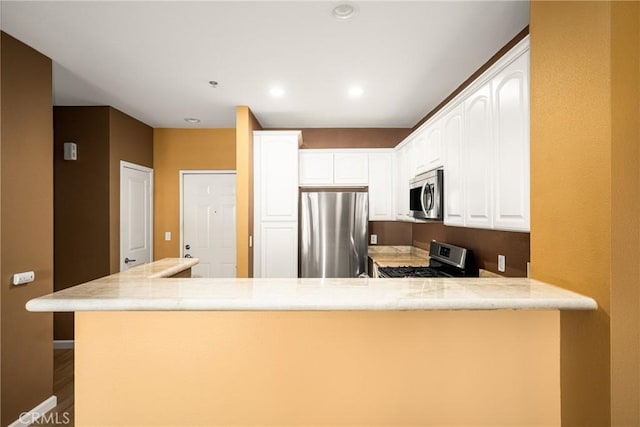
[53,340,74,349]
[7,395,57,427]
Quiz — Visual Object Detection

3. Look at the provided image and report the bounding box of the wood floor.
[33,349,74,426]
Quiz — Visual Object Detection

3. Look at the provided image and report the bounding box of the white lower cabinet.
[260,222,298,278]
[254,131,301,278]
[368,151,394,221]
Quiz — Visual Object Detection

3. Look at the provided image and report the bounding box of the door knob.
[184,254,192,258]
[124,257,136,264]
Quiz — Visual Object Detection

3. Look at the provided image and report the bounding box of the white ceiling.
[0,1,529,129]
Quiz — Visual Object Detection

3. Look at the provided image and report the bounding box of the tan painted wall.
[153,128,236,260]
[610,2,640,425]
[0,32,53,425]
[75,310,560,426]
[530,2,640,425]
[235,107,262,278]
[108,108,153,273]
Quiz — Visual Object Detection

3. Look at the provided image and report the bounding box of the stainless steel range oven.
[377,241,477,278]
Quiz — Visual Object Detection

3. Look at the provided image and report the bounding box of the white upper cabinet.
[258,133,300,222]
[334,152,369,185]
[299,151,334,185]
[443,103,465,226]
[425,122,443,171]
[393,143,413,221]
[368,151,394,221]
[299,150,371,186]
[464,81,494,229]
[298,149,395,220]
[441,37,530,232]
[412,130,428,175]
[492,52,530,231]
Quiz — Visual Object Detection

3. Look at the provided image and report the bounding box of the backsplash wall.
[368,221,413,246]
[412,223,530,277]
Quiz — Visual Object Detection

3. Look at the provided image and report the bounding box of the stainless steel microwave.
[409,169,443,221]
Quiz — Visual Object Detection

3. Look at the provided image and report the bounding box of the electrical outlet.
[165,231,172,241]
[370,234,378,245]
[498,255,506,273]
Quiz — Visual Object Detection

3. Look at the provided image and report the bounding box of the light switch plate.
[498,255,506,273]
[164,231,171,241]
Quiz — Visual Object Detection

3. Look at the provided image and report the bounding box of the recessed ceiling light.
[348,86,364,98]
[270,87,285,97]
[332,3,358,21]
[208,80,219,88]
[184,118,200,123]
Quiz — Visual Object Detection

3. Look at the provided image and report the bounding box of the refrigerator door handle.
[351,237,362,276]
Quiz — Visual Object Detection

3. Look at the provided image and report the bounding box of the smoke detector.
[332,3,358,21]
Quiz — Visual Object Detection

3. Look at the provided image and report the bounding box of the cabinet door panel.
[261,222,298,278]
[394,146,411,220]
[334,152,368,185]
[464,82,493,229]
[412,131,428,174]
[425,123,443,170]
[443,104,465,226]
[493,53,530,231]
[299,151,334,185]
[368,152,394,220]
[260,136,299,222]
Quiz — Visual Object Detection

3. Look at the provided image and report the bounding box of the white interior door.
[182,172,237,278]
[120,161,153,271]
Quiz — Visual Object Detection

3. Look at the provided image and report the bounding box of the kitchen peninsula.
[27,258,596,426]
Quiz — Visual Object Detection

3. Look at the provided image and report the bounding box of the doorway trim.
[179,170,236,258]
[120,161,154,272]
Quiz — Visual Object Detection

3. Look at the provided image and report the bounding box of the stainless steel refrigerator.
[299,190,368,278]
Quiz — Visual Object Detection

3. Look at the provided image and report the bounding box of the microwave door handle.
[420,183,429,216]
[427,184,435,211]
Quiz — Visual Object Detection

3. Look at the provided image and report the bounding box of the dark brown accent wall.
[54,106,152,340]
[368,222,413,246]
[108,108,153,273]
[273,128,411,149]
[413,26,530,132]
[412,223,530,277]
[53,106,111,342]
[1,31,54,425]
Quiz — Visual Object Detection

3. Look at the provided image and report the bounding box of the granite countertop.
[26,258,597,312]
[368,245,429,267]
